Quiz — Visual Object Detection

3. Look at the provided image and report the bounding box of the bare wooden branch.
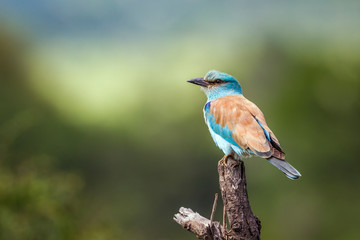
[173,207,224,240]
[210,193,218,225]
[218,155,261,240]
[222,205,227,233]
[174,154,261,240]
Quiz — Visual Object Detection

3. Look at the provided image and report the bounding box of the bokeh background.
[1,1,360,239]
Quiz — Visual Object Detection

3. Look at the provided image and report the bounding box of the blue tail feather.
[267,157,301,180]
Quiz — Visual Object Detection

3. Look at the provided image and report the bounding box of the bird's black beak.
[187,78,209,87]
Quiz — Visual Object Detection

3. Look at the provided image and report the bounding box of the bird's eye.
[215,79,222,83]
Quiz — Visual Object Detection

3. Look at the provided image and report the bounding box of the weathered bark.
[173,207,224,240]
[174,154,261,240]
[218,155,261,240]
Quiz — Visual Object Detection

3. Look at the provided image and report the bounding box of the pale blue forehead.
[204,70,237,82]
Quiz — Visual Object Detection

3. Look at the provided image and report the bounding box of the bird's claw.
[218,154,232,166]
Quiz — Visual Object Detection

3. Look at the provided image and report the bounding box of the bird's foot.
[218,154,232,166]
[218,155,227,166]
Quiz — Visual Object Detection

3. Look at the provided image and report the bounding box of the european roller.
[188,70,301,179]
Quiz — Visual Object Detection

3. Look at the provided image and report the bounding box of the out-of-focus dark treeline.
[0,29,121,239]
[1,1,360,239]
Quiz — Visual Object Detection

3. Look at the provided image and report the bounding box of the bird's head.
[187,70,242,101]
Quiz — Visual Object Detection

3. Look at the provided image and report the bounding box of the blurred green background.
[0,1,359,239]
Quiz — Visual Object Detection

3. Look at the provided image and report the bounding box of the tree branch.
[174,154,261,240]
[218,155,261,240]
[173,207,224,240]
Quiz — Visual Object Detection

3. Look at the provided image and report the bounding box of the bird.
[187,70,301,179]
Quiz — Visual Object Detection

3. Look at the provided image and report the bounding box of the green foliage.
[0,157,81,240]
[0,32,121,240]
[0,158,121,240]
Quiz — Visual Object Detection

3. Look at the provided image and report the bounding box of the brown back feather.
[210,95,285,160]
